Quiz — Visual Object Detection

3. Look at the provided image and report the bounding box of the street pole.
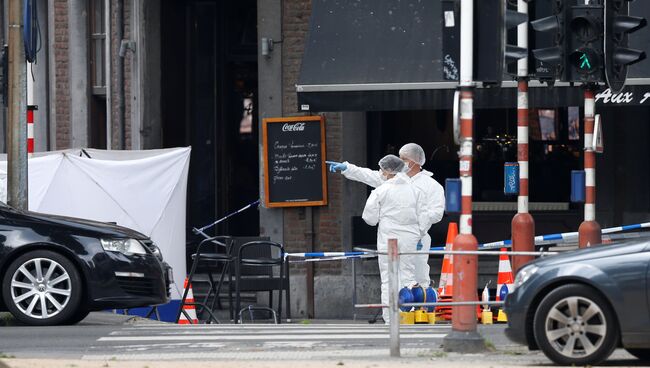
[388,238,400,358]
[443,0,485,353]
[578,88,601,247]
[7,0,28,210]
[511,0,534,273]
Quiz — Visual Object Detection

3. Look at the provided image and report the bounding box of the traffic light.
[474,0,527,84]
[604,0,647,93]
[530,0,566,82]
[567,2,604,83]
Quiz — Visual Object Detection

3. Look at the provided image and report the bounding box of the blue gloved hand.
[416,241,423,251]
[326,160,347,173]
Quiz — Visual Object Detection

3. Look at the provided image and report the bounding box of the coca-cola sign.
[282,123,306,132]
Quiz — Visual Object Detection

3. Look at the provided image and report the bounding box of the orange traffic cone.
[495,248,514,322]
[178,278,199,324]
[437,222,457,321]
[438,222,457,296]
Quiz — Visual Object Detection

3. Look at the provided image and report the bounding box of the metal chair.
[177,235,235,324]
[234,240,290,324]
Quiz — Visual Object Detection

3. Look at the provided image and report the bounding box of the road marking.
[82,348,437,361]
[109,328,449,336]
[99,333,447,342]
[120,324,451,329]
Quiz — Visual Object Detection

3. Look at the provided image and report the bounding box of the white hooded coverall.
[344,162,445,287]
[362,172,429,323]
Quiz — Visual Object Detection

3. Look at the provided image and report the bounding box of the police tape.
[285,251,368,258]
[286,254,376,263]
[430,221,650,251]
[284,222,650,260]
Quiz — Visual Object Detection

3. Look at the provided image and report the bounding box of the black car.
[505,237,650,366]
[0,202,171,326]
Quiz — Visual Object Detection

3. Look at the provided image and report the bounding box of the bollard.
[27,105,37,157]
[388,238,400,358]
[579,89,602,248]
[512,213,534,274]
[443,233,486,353]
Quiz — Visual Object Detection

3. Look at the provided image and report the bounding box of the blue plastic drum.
[398,287,414,312]
[425,286,439,312]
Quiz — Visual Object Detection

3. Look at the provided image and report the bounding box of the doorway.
[161,0,260,239]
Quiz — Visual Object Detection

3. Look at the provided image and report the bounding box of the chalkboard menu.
[262,116,328,208]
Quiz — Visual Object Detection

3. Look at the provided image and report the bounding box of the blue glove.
[326,160,347,173]
[416,241,423,251]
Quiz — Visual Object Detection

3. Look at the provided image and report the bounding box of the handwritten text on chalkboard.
[272,141,320,185]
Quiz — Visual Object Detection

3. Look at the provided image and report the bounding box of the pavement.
[0,312,645,367]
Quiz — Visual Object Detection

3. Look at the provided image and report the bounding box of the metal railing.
[353,240,555,357]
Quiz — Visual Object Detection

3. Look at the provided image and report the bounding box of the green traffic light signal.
[567,4,604,83]
[570,48,600,74]
[579,53,592,70]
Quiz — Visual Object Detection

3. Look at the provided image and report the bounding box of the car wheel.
[533,284,618,366]
[1,250,82,326]
[626,349,650,362]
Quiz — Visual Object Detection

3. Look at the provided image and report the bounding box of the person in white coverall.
[328,143,445,288]
[361,154,430,324]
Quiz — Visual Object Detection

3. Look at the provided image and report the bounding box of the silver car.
[505,238,650,366]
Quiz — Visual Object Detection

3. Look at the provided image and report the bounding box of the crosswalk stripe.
[109,328,449,336]
[82,348,436,361]
[98,333,447,342]
[121,324,451,329]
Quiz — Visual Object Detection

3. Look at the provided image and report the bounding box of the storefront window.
[368,107,582,205]
[475,108,581,203]
[568,106,580,140]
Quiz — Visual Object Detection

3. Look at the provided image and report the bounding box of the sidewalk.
[0,311,162,327]
[1,350,644,368]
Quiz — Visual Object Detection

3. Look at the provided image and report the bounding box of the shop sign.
[595,88,650,105]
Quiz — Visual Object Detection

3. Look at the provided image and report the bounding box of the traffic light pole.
[511,0,534,274]
[578,88,601,248]
[442,0,485,354]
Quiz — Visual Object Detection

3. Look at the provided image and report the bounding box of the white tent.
[0,148,191,307]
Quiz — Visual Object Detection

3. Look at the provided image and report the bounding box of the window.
[89,0,107,148]
[368,108,582,204]
[90,0,106,95]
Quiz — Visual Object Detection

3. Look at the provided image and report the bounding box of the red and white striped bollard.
[578,89,601,248]
[27,105,37,157]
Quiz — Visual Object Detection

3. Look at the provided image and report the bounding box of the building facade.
[1,0,649,319]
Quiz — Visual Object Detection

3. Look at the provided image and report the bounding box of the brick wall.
[282,0,344,276]
[54,0,70,149]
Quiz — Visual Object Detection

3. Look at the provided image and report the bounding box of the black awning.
[298,81,650,111]
[297,0,446,111]
[297,0,650,112]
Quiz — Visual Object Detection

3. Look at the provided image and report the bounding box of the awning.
[297,0,445,111]
[297,0,650,112]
